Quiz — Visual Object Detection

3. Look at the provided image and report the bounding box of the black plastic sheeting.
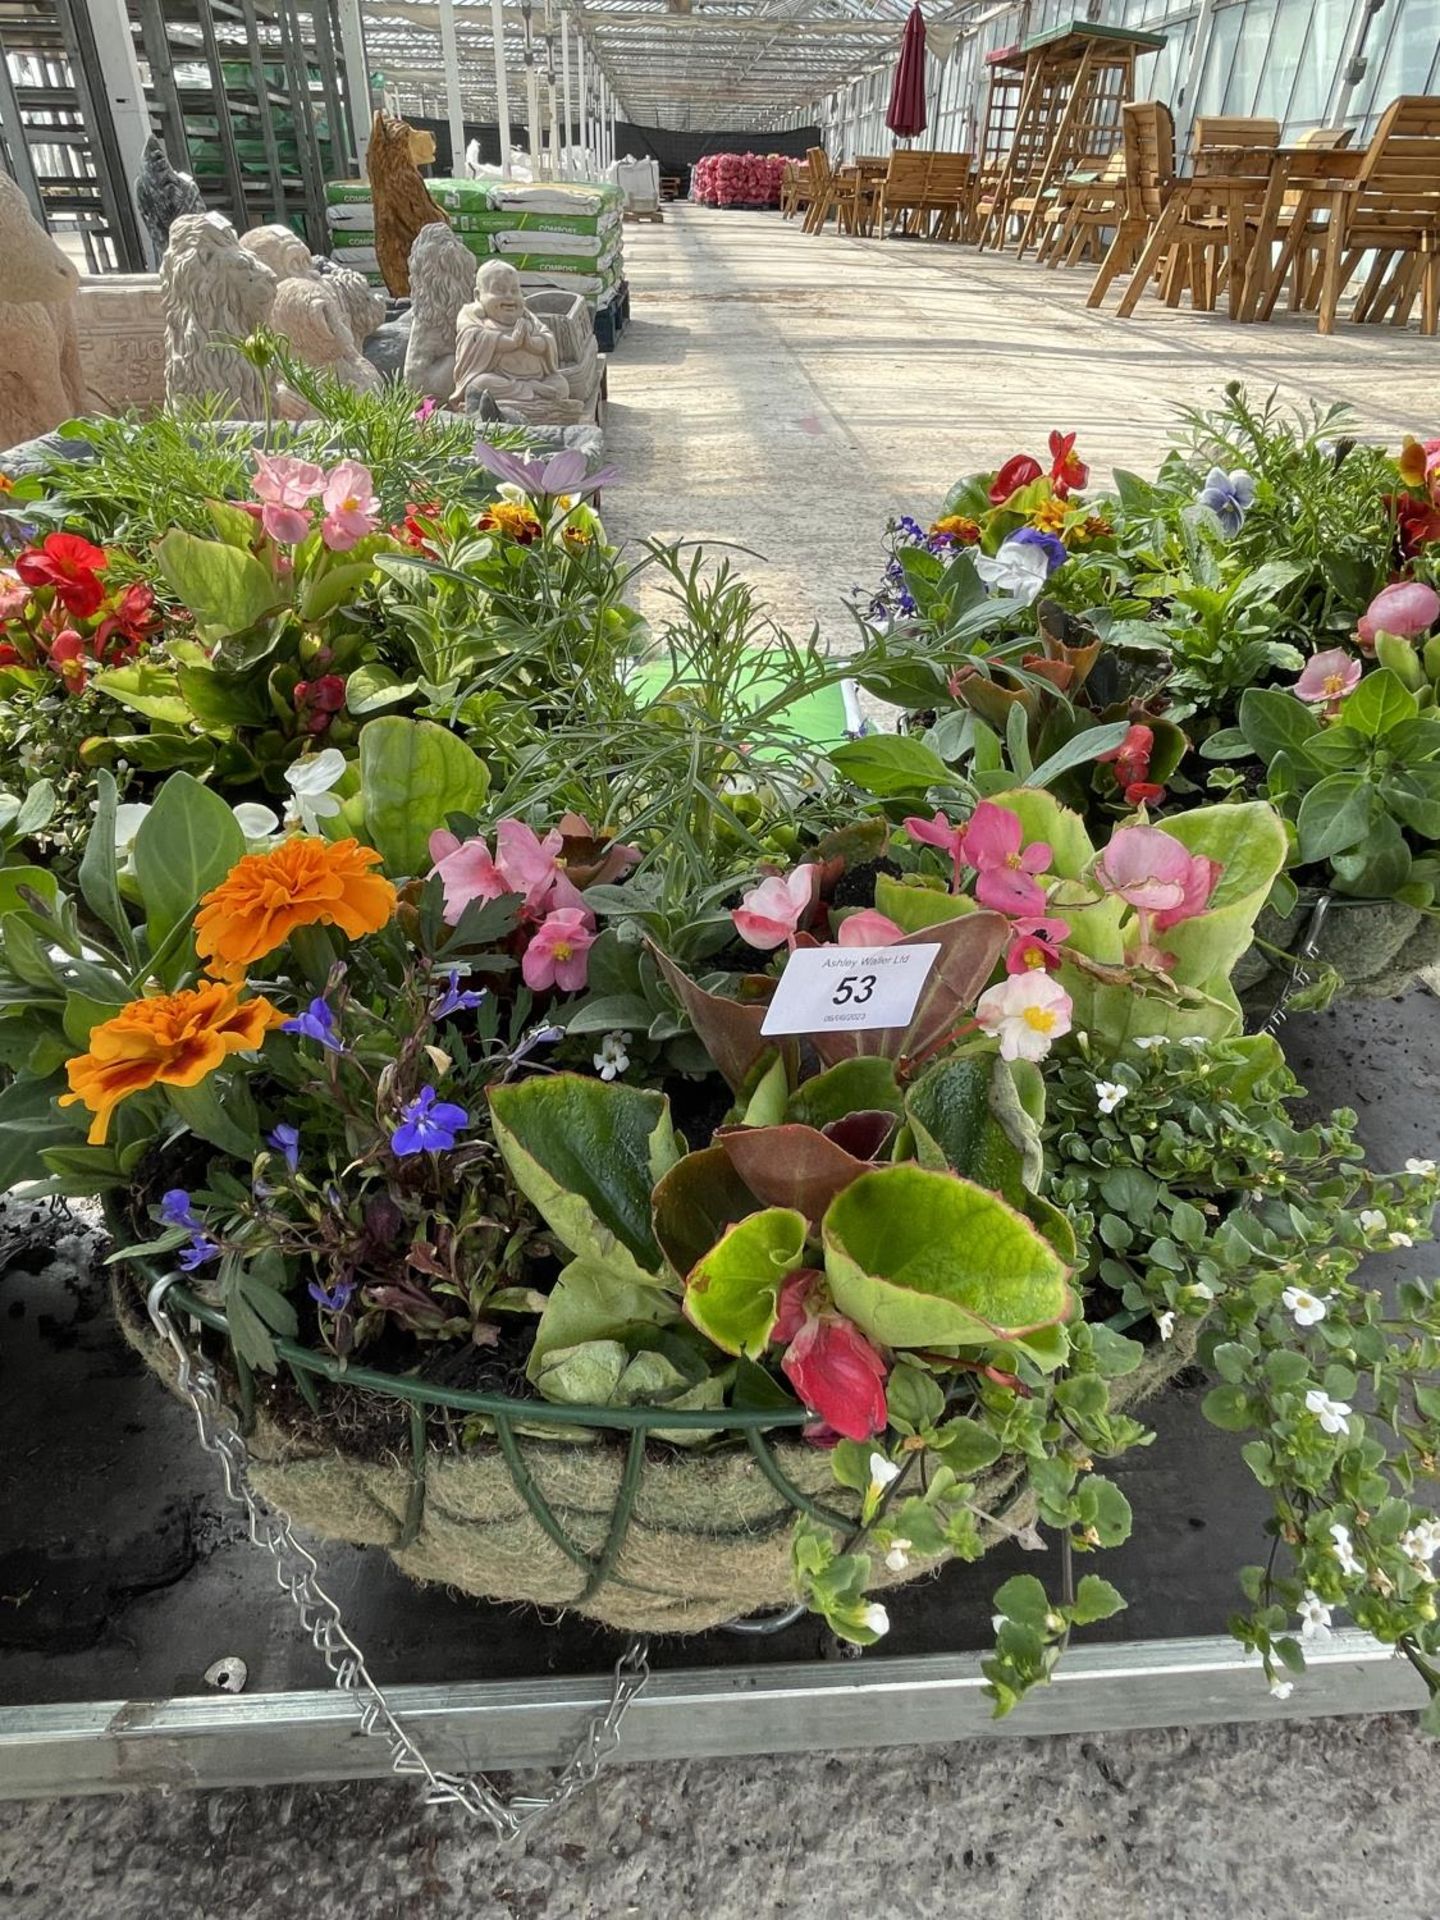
[405,117,820,181]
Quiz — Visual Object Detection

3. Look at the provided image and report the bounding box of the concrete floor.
[5,205,1440,1916]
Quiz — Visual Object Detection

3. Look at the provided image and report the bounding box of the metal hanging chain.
[1259,893,1333,1037]
[147,1275,651,1842]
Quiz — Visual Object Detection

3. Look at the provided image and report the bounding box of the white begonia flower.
[1329,1522,1362,1578]
[1389,1231,1414,1248]
[860,1602,890,1637]
[1305,1388,1353,1436]
[284,748,348,835]
[1095,1080,1128,1114]
[1282,1285,1329,1328]
[884,1539,913,1573]
[112,800,151,875]
[1269,1678,1295,1702]
[1405,1158,1435,1176]
[973,536,1053,606]
[232,802,281,843]
[1133,1034,1166,1050]
[991,1613,1007,1633]
[1156,1310,1176,1342]
[1358,1208,1387,1234]
[869,1452,902,1493]
[1299,1591,1333,1640]
[593,1031,632,1082]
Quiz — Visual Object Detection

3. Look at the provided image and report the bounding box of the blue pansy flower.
[1195,466,1256,537]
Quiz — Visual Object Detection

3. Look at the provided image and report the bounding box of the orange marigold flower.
[1067,511,1114,547]
[1030,497,1070,534]
[60,982,283,1145]
[929,514,981,545]
[194,836,396,972]
[478,501,543,545]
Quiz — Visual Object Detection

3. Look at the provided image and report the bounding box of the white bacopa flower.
[884,1539,913,1573]
[1389,1231,1414,1248]
[1268,1678,1295,1702]
[1189,1281,1216,1302]
[1298,1590,1333,1640]
[592,1031,632,1082]
[1156,1310,1176,1342]
[1401,1521,1440,1567]
[1405,1158,1435,1176]
[868,1451,902,1492]
[284,748,348,835]
[1282,1285,1329,1328]
[1305,1387,1353,1436]
[1095,1079,1128,1114]
[1358,1208,1387,1234]
[860,1602,890,1637]
[1329,1522,1362,1578]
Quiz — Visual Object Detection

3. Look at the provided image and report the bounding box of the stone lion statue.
[317,260,386,347]
[238,222,380,411]
[402,224,476,400]
[366,109,449,297]
[161,212,276,418]
[0,171,88,450]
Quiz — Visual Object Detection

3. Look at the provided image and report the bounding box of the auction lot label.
[760,944,941,1036]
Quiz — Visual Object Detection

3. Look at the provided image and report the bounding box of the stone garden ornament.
[0,171,88,449]
[134,134,205,266]
[402,224,478,400]
[450,260,571,423]
[160,212,276,419]
[239,223,382,407]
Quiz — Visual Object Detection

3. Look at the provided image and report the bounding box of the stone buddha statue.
[449,259,570,421]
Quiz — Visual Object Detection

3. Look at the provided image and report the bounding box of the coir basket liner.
[117,1270,1199,1636]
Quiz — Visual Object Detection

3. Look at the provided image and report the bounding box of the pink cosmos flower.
[974,972,1073,1062]
[1295,648,1362,706]
[522,908,597,992]
[319,460,381,551]
[904,810,967,893]
[1005,916,1070,974]
[1356,580,1440,649]
[959,800,1052,917]
[836,909,905,948]
[428,828,510,922]
[732,864,818,949]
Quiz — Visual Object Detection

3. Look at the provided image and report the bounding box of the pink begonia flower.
[768,1273,888,1441]
[252,450,325,508]
[836,909,905,948]
[1150,853,1223,934]
[1094,824,1223,966]
[495,818,587,915]
[319,460,381,552]
[1295,649,1363,706]
[904,810,968,892]
[959,800,1052,917]
[522,908,596,992]
[732,864,818,949]
[1356,580,1440,649]
[0,570,29,622]
[414,395,438,423]
[428,828,509,922]
[1005,916,1070,974]
[260,503,312,546]
[974,972,1073,1062]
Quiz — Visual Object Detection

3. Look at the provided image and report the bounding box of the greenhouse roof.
[364,0,986,134]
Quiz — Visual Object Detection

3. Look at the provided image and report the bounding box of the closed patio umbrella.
[886,4,928,142]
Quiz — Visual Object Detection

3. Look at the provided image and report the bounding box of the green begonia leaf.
[683,1206,809,1357]
[358,716,490,879]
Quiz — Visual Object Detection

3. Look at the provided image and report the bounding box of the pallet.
[624,207,664,224]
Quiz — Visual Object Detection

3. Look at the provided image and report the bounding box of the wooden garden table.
[1237,146,1365,322]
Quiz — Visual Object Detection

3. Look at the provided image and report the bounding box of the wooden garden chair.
[787,156,821,225]
[1036,148,1126,267]
[1237,128,1357,321]
[1317,96,1440,336]
[1115,125,1281,319]
[922,151,975,242]
[802,147,838,233]
[877,150,936,236]
[1087,101,1175,307]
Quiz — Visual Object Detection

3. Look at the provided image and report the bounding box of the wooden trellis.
[978,20,1167,256]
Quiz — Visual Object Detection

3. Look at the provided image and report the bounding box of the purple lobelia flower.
[308,1275,356,1313]
[432,970,487,1021]
[267,1122,301,1172]
[161,1188,204,1231]
[177,1236,221,1270]
[390,1085,470,1156]
[281,997,345,1052]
